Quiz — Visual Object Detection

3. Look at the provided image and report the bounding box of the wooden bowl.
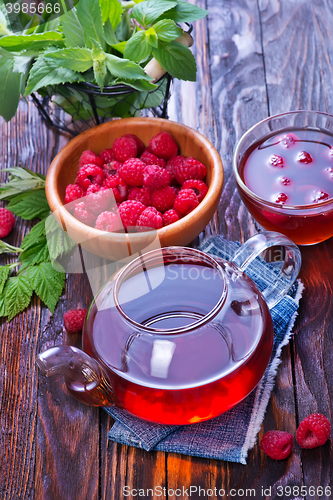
[46,117,223,260]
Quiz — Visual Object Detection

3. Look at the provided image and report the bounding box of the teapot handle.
[231,231,301,309]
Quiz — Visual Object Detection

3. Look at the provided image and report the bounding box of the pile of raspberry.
[64,132,208,232]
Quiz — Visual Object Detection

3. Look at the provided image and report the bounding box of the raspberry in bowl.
[45,118,223,260]
[233,110,333,245]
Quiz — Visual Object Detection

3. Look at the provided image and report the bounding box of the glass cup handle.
[231,231,302,309]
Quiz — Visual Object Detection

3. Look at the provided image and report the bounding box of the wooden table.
[1,1,333,498]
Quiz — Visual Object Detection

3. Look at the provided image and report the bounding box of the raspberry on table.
[163,209,180,226]
[123,134,145,156]
[95,211,123,232]
[118,158,146,186]
[64,184,85,204]
[259,430,293,460]
[118,200,145,229]
[182,179,208,202]
[296,413,331,449]
[112,136,137,162]
[0,207,15,238]
[140,150,166,169]
[73,202,96,227]
[173,188,199,216]
[143,164,171,189]
[100,148,115,164]
[269,154,284,168]
[78,150,104,169]
[174,157,207,184]
[297,151,313,164]
[76,164,104,189]
[150,186,176,212]
[128,186,151,206]
[136,206,163,231]
[63,308,87,333]
[85,186,113,215]
[148,131,179,160]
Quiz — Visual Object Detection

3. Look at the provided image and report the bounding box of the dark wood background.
[1,0,333,498]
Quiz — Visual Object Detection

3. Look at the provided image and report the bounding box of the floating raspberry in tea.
[311,189,329,203]
[273,193,288,204]
[279,176,291,186]
[269,154,284,168]
[297,151,313,164]
[280,132,299,148]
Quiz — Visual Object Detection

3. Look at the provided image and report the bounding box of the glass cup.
[233,110,333,245]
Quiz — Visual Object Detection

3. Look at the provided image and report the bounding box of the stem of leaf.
[0,240,23,254]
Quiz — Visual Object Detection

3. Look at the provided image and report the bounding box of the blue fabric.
[104,235,303,464]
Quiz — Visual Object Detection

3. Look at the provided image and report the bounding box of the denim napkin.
[104,235,303,464]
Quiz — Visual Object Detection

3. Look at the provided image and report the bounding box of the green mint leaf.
[7,190,50,220]
[44,47,93,72]
[0,294,7,318]
[21,219,46,250]
[153,40,196,81]
[159,1,208,23]
[24,54,85,95]
[0,240,22,255]
[116,78,157,91]
[99,0,122,29]
[92,40,107,91]
[145,27,158,48]
[0,31,65,52]
[110,40,126,54]
[60,7,86,48]
[104,19,118,46]
[76,0,105,50]
[45,214,76,261]
[0,57,21,122]
[0,265,11,294]
[28,262,65,314]
[123,31,151,62]
[131,1,177,28]
[4,274,33,321]
[105,53,152,80]
[153,19,182,42]
[0,167,46,200]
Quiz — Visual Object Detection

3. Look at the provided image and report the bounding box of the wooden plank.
[260,0,333,495]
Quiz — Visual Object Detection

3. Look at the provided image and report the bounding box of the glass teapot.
[37,232,301,425]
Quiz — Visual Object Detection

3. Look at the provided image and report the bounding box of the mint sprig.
[0,167,67,319]
[0,0,208,121]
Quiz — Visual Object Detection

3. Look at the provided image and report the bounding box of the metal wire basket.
[30,74,173,136]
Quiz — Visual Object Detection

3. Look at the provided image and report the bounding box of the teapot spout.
[36,345,115,407]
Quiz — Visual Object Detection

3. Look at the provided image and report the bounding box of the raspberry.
[99,148,115,164]
[143,164,171,189]
[118,200,145,229]
[95,211,123,232]
[64,184,85,204]
[102,173,128,203]
[148,131,178,160]
[311,189,329,203]
[296,413,331,449]
[128,186,151,206]
[182,179,208,202]
[280,132,299,148]
[150,186,176,212]
[297,151,313,164]
[136,206,163,231]
[63,308,87,333]
[103,160,122,173]
[273,192,288,204]
[85,185,113,215]
[0,207,15,238]
[118,158,145,186]
[166,155,186,182]
[78,150,104,169]
[163,209,180,226]
[173,189,199,216]
[260,431,293,460]
[279,176,291,186]
[140,150,166,169]
[269,154,284,168]
[73,202,96,226]
[76,164,104,189]
[174,157,207,184]
[112,136,137,162]
[123,134,145,156]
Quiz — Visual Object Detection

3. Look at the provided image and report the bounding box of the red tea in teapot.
[83,252,273,425]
